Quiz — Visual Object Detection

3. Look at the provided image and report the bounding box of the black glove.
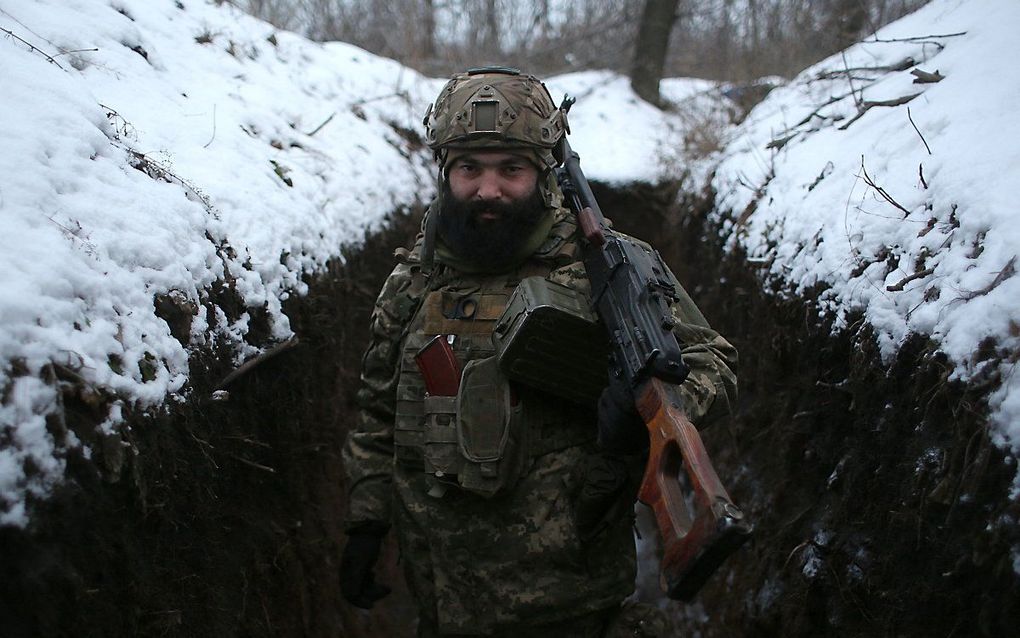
[574,451,631,541]
[596,370,648,455]
[339,522,391,609]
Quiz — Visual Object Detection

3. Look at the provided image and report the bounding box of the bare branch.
[859,156,913,217]
[203,104,217,149]
[223,452,276,474]
[886,267,934,292]
[959,256,1017,301]
[216,335,300,390]
[907,107,932,155]
[305,112,335,137]
[816,56,915,80]
[865,31,966,45]
[839,93,921,130]
[1,25,66,70]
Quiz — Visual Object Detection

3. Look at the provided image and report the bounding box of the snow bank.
[0,0,438,526]
[711,0,1020,486]
[0,0,727,526]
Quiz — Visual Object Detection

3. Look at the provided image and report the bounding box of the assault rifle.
[554,99,751,600]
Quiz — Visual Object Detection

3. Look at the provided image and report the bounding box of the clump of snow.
[711,0,1020,490]
[0,1,728,525]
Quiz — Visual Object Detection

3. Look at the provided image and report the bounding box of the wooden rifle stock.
[636,378,751,600]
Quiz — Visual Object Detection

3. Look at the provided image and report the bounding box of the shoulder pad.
[395,234,425,265]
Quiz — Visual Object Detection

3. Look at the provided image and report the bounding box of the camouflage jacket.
[342,207,738,633]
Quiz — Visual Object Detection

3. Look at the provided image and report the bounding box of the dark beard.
[437,183,546,268]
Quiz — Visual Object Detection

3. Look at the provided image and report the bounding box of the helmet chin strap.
[420,168,444,277]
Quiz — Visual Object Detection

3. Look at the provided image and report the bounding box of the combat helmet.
[419,67,569,274]
[423,66,569,172]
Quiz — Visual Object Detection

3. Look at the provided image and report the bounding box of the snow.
[0,0,440,524]
[711,0,1020,492]
[1,0,1017,544]
[547,71,734,185]
[0,0,726,524]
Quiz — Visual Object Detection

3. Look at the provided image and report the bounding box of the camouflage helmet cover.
[423,67,568,170]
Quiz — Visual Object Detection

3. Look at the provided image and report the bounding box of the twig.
[859,156,913,217]
[839,93,921,130]
[918,163,928,189]
[766,133,797,150]
[1,25,66,70]
[203,104,217,148]
[54,47,99,57]
[224,452,276,474]
[349,90,411,107]
[865,31,966,44]
[886,267,935,291]
[793,88,868,127]
[907,107,932,155]
[216,335,300,390]
[783,541,812,570]
[816,56,915,80]
[841,51,862,108]
[188,430,220,469]
[959,256,1017,301]
[305,112,335,137]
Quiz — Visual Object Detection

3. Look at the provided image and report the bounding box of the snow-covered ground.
[710,0,1020,496]
[547,70,736,185]
[0,0,728,525]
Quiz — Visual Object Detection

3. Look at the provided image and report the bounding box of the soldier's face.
[447,152,540,213]
[438,152,546,266]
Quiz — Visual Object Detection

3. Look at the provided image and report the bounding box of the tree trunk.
[630,0,681,106]
[484,0,500,54]
[829,0,868,48]
[421,0,436,64]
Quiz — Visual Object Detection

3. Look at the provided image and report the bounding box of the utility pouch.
[420,355,527,499]
[422,395,460,484]
[493,277,609,404]
[455,356,526,498]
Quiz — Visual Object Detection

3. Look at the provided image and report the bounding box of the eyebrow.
[456,156,530,169]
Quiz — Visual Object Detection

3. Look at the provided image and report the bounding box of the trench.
[2,182,1018,637]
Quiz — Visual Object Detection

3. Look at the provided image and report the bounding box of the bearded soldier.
[340,68,738,637]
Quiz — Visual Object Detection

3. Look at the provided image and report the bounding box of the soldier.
[340,67,737,637]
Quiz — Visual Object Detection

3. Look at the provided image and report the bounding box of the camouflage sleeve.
[669,283,738,429]
[341,260,420,529]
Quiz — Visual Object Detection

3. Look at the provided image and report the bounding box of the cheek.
[447,173,473,200]
[506,175,540,200]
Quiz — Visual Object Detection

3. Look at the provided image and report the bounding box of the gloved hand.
[339,521,391,609]
[596,370,648,455]
[574,451,630,541]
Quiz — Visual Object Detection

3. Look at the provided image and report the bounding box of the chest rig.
[392,223,596,498]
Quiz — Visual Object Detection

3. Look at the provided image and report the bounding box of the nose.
[475,170,503,201]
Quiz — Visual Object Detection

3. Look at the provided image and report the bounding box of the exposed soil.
[598,181,1020,638]
[2,182,1018,637]
[0,208,424,638]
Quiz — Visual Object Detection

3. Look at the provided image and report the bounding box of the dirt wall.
[3,182,1018,637]
[599,181,1020,638]
[0,209,423,638]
